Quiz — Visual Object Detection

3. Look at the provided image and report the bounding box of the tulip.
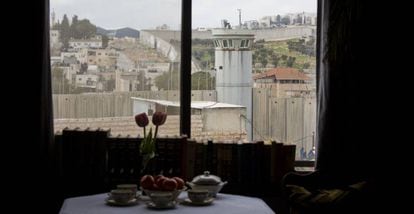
[135,112,149,127]
[152,112,167,145]
[135,112,149,137]
[152,111,167,126]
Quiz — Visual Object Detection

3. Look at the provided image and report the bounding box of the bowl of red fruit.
[140,174,186,208]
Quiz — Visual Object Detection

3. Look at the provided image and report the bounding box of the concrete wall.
[252,26,315,41]
[139,31,179,62]
[52,90,217,119]
[252,88,316,159]
[141,30,212,41]
[141,27,313,43]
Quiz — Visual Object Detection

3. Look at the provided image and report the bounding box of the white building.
[75,74,98,88]
[50,30,59,47]
[131,97,247,134]
[69,36,102,50]
[243,20,260,29]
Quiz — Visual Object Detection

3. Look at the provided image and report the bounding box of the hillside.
[253,39,316,72]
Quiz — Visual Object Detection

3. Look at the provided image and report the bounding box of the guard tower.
[212,29,255,140]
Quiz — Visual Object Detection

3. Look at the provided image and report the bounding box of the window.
[240,40,245,48]
[51,0,317,161]
[192,0,317,162]
[223,40,228,48]
[50,0,181,136]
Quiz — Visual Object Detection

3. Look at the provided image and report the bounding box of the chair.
[281,171,370,214]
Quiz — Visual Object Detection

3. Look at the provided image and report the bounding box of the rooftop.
[253,68,310,81]
[131,97,245,109]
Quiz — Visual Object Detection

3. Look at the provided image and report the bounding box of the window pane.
[192,0,317,162]
[50,0,181,137]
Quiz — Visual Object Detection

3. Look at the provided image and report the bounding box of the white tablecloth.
[59,191,275,214]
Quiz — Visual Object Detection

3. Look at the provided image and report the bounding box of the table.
[59,191,275,214]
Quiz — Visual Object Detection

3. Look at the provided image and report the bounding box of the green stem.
[154,125,159,144]
[143,126,146,138]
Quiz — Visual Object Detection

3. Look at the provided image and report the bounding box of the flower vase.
[140,154,157,196]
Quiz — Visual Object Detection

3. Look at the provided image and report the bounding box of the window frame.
[180,0,191,137]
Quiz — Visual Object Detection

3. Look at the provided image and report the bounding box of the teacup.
[117,184,138,196]
[187,189,209,203]
[109,189,134,204]
[149,192,174,207]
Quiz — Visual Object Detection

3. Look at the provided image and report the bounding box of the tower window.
[223,40,228,47]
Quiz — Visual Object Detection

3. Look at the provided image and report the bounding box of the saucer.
[105,197,138,206]
[181,198,214,206]
[146,201,176,209]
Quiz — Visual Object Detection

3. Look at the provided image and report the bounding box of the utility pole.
[237,9,242,28]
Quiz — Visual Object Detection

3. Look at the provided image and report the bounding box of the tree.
[286,56,296,67]
[154,70,180,90]
[60,14,70,49]
[101,35,109,48]
[70,15,79,38]
[74,19,96,39]
[51,66,71,94]
[260,58,268,68]
[136,70,152,91]
[271,54,280,67]
[106,78,115,91]
[191,72,215,90]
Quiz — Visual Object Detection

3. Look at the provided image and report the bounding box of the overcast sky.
[51,0,316,30]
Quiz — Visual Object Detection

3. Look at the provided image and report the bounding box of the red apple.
[140,175,154,189]
[162,178,178,191]
[151,183,160,190]
[172,177,185,189]
[156,176,167,188]
[154,175,164,183]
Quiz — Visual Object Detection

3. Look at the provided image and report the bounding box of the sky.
[50,0,317,30]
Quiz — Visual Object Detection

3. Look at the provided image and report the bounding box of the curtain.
[40,0,54,171]
[315,0,377,179]
[38,0,58,212]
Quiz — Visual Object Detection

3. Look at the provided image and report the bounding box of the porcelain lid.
[191,171,222,185]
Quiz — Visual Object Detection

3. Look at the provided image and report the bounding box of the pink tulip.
[135,113,149,127]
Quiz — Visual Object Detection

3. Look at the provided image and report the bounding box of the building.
[50,30,59,47]
[253,68,313,97]
[212,29,255,140]
[75,74,98,89]
[131,97,247,139]
[243,20,260,29]
[69,36,103,50]
[85,48,118,68]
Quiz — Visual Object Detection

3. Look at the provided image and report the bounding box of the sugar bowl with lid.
[186,171,227,197]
